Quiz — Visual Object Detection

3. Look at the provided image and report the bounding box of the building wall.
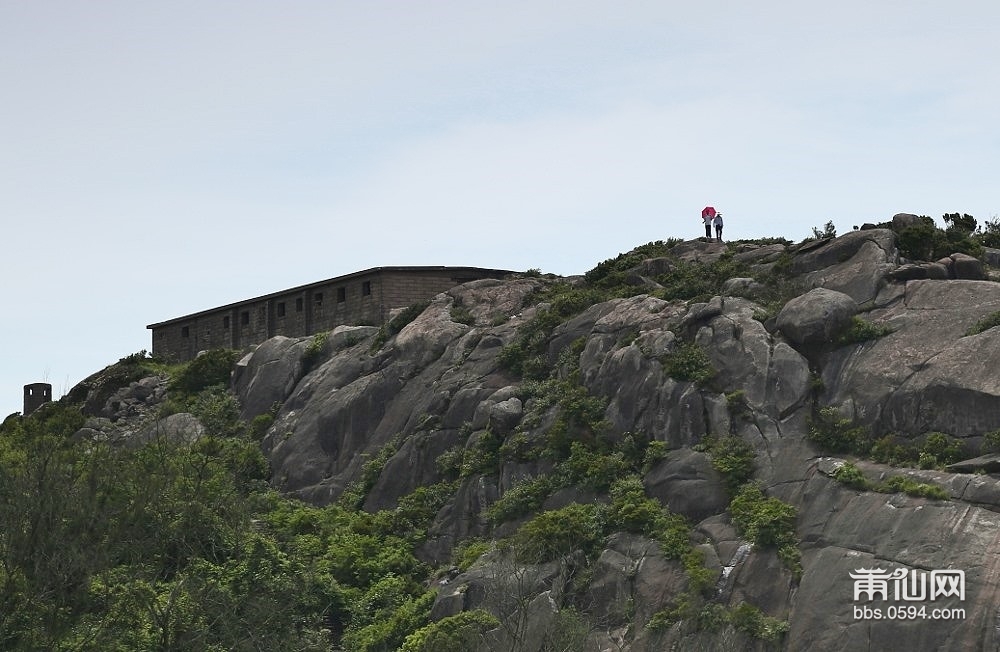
[23,383,52,415]
[148,267,508,362]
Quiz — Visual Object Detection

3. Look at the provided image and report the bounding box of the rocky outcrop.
[824,279,1000,438]
[776,288,858,347]
[225,228,1000,652]
[791,228,898,303]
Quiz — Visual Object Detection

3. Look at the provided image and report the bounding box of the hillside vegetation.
[5,214,1000,651]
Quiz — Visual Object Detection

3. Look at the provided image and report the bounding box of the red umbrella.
[702,206,717,219]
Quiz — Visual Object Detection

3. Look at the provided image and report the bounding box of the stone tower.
[23,383,52,415]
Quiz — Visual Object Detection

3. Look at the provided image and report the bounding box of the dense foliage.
[0,364,441,651]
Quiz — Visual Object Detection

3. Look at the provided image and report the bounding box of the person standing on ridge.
[701,206,716,240]
[713,212,724,242]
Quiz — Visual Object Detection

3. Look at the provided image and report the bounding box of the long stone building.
[147,266,513,362]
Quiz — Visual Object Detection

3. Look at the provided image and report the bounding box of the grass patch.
[831,462,950,500]
[966,311,1000,336]
[371,301,430,352]
[838,316,894,345]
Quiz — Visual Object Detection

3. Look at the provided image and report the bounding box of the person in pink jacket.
[701,206,716,240]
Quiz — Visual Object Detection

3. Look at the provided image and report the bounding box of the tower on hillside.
[23,383,52,415]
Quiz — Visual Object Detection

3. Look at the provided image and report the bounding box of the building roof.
[146,265,515,329]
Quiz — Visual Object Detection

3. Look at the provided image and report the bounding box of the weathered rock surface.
[824,279,1000,437]
[776,288,858,346]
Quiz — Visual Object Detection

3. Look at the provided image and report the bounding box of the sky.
[2,1,998,417]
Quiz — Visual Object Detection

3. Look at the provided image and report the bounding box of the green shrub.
[655,256,750,303]
[833,463,949,500]
[608,476,667,535]
[460,430,501,477]
[435,446,465,480]
[584,240,681,287]
[641,440,669,473]
[778,543,803,579]
[371,301,430,351]
[810,221,837,240]
[869,434,916,466]
[646,603,683,631]
[683,548,717,597]
[451,539,492,572]
[896,217,941,261]
[540,381,609,459]
[499,285,605,379]
[301,332,328,372]
[563,443,629,491]
[895,214,982,261]
[705,436,756,492]
[729,601,789,643]
[248,412,275,441]
[510,503,606,563]
[982,430,1000,454]
[450,304,475,326]
[838,316,894,345]
[339,436,403,509]
[728,485,797,549]
[831,462,870,490]
[920,432,965,467]
[875,475,950,500]
[189,386,243,438]
[807,407,870,454]
[341,590,435,652]
[399,609,499,652]
[661,341,716,386]
[725,390,751,420]
[978,217,1000,249]
[485,475,555,524]
[169,349,239,395]
[966,311,1000,337]
[655,512,693,560]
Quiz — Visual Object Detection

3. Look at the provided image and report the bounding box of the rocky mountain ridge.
[71,225,1000,651]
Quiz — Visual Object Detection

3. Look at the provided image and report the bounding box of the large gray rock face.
[238,279,543,505]
[825,279,1000,437]
[233,335,309,420]
[776,288,858,346]
[226,230,1000,651]
[791,228,898,303]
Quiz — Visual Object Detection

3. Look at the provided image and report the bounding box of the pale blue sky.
[2,1,998,416]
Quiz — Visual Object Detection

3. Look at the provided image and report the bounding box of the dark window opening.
[296,297,303,312]
[223,316,230,329]
[337,287,346,303]
[277,302,286,317]
[241,311,250,326]
[314,292,323,305]
[181,326,190,338]
[362,281,372,296]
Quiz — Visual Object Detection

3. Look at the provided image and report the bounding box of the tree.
[810,221,837,239]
